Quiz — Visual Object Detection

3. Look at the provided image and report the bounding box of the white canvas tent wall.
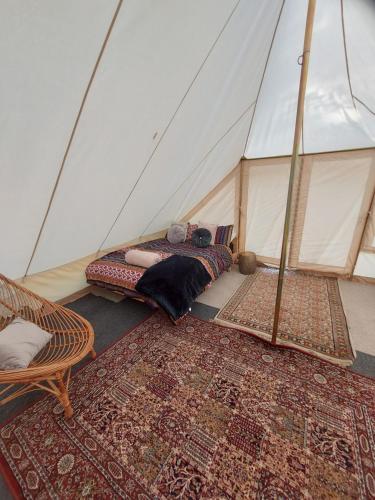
[0,0,374,301]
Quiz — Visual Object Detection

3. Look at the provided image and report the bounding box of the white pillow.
[0,318,52,370]
[125,249,161,268]
[198,221,218,244]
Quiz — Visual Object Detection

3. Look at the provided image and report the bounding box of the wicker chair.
[0,274,95,418]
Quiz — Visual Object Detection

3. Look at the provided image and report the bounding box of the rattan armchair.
[0,274,95,418]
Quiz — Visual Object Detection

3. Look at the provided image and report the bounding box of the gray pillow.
[0,318,52,370]
[167,223,187,244]
[192,228,212,248]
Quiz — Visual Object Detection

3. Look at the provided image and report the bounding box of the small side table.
[239,251,257,275]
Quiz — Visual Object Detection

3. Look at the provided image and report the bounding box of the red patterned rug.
[1,312,374,499]
[215,268,354,366]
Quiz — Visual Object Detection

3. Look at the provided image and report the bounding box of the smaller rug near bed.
[215,267,354,366]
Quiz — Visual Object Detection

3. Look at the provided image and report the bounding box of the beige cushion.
[125,249,161,268]
[0,318,52,370]
[198,221,218,243]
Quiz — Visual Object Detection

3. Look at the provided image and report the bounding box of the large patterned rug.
[1,312,374,499]
[215,268,354,366]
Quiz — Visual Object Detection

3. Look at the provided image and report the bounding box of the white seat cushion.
[0,318,52,370]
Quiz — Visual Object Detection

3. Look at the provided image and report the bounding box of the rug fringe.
[213,317,354,367]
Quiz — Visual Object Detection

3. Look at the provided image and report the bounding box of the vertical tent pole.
[271,0,316,344]
[350,185,375,278]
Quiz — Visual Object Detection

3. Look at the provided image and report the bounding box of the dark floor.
[351,351,375,379]
[0,294,374,497]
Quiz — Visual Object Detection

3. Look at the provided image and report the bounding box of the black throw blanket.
[135,255,211,321]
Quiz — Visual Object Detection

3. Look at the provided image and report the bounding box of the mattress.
[85,238,233,293]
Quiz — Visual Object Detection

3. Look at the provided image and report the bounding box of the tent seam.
[140,100,255,236]
[340,0,356,110]
[97,0,243,253]
[23,0,124,278]
[353,96,375,117]
[242,0,286,157]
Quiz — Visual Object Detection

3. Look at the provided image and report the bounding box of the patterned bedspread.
[85,238,233,293]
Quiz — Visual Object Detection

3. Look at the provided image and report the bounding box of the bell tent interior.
[0,0,375,498]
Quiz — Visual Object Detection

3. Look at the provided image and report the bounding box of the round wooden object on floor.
[239,251,257,275]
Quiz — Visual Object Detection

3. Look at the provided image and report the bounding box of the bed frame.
[88,279,159,309]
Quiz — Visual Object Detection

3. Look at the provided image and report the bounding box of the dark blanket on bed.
[135,255,211,321]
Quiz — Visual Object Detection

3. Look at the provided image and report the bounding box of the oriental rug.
[1,312,374,499]
[215,267,354,366]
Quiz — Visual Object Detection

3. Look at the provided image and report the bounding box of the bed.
[85,238,233,320]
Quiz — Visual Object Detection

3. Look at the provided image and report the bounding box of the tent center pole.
[271,0,316,345]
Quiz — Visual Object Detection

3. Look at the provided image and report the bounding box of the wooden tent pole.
[350,184,375,278]
[271,0,316,344]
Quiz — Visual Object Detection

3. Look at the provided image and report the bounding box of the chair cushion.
[0,318,52,370]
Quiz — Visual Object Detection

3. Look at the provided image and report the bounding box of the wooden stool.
[239,251,257,275]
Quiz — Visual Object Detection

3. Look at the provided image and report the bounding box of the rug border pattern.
[214,269,354,366]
